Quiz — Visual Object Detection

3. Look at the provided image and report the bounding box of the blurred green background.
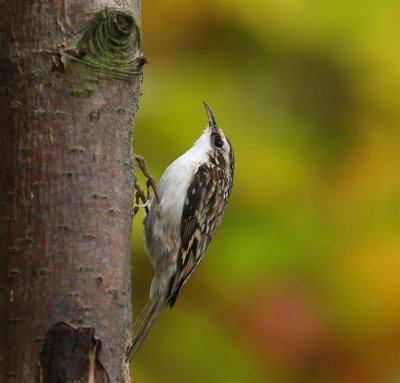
[130,2,399,382]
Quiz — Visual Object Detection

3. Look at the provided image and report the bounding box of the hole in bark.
[51,53,65,74]
[114,13,134,36]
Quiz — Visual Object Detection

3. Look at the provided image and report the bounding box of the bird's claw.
[133,182,149,217]
[132,154,160,217]
[133,154,160,204]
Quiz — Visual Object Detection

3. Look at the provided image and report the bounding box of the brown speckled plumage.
[126,102,234,361]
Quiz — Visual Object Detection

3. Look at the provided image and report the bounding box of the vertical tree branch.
[0,1,142,381]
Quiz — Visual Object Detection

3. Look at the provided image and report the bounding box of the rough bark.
[0,1,142,382]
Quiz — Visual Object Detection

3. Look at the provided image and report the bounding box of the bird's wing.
[168,164,218,306]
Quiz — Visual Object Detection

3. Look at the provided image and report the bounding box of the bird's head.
[193,102,235,180]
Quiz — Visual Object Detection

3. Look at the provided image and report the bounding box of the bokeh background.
[130,2,399,382]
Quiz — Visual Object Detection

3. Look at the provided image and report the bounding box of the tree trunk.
[0,1,142,382]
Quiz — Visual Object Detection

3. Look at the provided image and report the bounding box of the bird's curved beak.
[203,102,218,132]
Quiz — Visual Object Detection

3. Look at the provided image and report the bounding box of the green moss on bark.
[72,9,142,81]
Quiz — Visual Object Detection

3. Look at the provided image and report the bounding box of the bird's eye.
[214,137,224,148]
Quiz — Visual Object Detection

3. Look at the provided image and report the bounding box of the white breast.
[143,130,210,268]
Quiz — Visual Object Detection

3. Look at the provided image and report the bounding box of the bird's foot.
[133,181,150,217]
[133,154,160,204]
[132,154,160,217]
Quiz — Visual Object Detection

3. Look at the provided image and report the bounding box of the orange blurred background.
[131,2,399,382]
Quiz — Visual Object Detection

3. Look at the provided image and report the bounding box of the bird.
[126,102,235,362]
